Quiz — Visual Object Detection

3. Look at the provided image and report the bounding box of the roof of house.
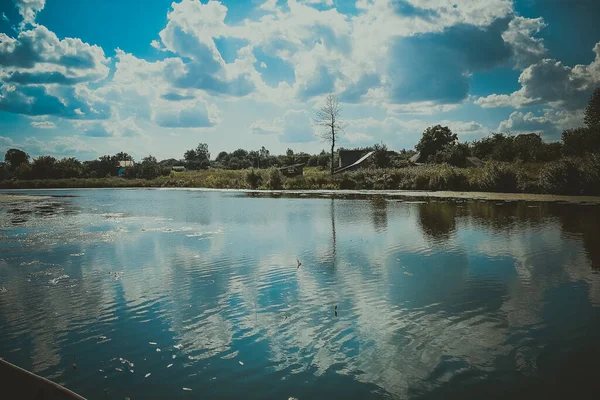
[119,160,134,167]
[334,151,375,174]
[278,163,306,170]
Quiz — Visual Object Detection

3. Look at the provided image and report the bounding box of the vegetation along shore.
[2,89,600,196]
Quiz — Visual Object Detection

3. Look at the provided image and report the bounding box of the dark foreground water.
[1,189,600,400]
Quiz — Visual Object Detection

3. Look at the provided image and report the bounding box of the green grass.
[1,160,598,196]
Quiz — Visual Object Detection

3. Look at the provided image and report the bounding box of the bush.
[471,162,518,193]
[267,168,282,190]
[246,169,262,189]
[539,158,583,195]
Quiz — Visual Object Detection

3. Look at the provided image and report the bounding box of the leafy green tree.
[31,156,58,179]
[562,127,600,156]
[114,152,133,162]
[584,87,600,129]
[4,149,30,171]
[514,133,542,162]
[56,158,83,179]
[415,125,458,159]
[372,143,391,168]
[184,143,210,169]
[286,148,294,165]
[139,155,160,179]
[433,142,470,167]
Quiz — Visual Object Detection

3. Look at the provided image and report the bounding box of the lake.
[1,189,599,399]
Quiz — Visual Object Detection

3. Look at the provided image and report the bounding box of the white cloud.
[0,26,110,85]
[498,109,584,138]
[30,121,56,129]
[73,115,145,137]
[502,17,547,69]
[15,0,45,26]
[150,40,162,50]
[476,42,600,110]
[260,62,267,68]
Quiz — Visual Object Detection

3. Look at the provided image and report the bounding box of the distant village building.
[278,163,305,177]
[409,152,426,164]
[465,157,484,168]
[338,150,367,168]
[334,151,375,174]
[172,166,186,172]
[118,160,134,177]
[119,160,134,168]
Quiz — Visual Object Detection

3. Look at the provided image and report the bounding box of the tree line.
[2,88,599,182]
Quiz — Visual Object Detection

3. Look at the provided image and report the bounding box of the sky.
[0,0,599,161]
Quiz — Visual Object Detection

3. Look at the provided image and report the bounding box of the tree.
[415,125,457,160]
[4,149,30,171]
[139,155,160,179]
[114,152,133,162]
[372,143,391,168]
[31,156,58,179]
[286,148,294,165]
[313,94,344,175]
[56,157,83,179]
[184,143,210,169]
[584,87,600,129]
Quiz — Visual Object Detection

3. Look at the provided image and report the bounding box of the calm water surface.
[1,189,599,399]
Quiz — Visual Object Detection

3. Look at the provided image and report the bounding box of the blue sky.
[0,0,599,161]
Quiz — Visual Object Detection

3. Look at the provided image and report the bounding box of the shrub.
[339,175,357,189]
[539,158,582,195]
[267,168,283,190]
[471,162,518,193]
[246,169,262,189]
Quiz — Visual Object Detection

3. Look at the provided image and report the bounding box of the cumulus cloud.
[15,0,45,26]
[0,25,110,84]
[501,17,547,69]
[30,120,55,129]
[497,109,584,138]
[498,111,553,132]
[0,83,109,119]
[476,42,600,110]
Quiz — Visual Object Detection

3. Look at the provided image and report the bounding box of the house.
[338,150,367,168]
[465,157,484,168]
[334,151,375,174]
[409,152,427,164]
[172,166,186,172]
[118,160,134,177]
[278,163,305,177]
[119,160,134,168]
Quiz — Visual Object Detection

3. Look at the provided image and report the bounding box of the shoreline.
[2,187,600,204]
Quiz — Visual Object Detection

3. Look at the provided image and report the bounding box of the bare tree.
[313,94,344,175]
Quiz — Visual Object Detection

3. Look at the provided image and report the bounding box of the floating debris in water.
[183,388,192,391]
[156,348,161,352]
[72,356,77,370]
[149,342,157,345]
[99,369,104,372]
[0,287,7,293]
[334,305,338,317]
[403,271,413,276]
[48,274,69,285]
[173,344,183,350]
[239,361,244,366]
[145,373,151,378]
[130,370,134,373]
[297,258,301,269]
[69,253,84,257]
[115,367,123,372]
[172,355,176,359]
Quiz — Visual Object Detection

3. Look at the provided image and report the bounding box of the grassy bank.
[1,158,599,196]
